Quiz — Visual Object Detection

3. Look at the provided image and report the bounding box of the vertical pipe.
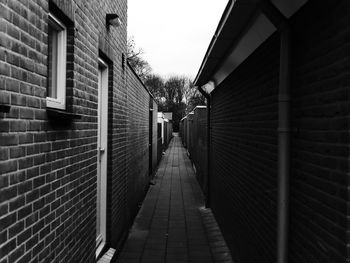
[277,26,291,263]
[258,2,292,261]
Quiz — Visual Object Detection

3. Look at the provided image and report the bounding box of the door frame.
[96,58,109,258]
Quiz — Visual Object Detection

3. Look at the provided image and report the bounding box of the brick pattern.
[210,34,280,263]
[151,100,158,176]
[182,117,188,148]
[125,64,152,224]
[289,1,350,262]
[163,121,173,150]
[191,107,208,195]
[205,1,350,262]
[186,113,194,157]
[105,0,129,247]
[0,0,143,262]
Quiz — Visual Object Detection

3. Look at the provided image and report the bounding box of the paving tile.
[117,259,139,263]
[166,253,189,261]
[118,253,141,260]
[143,249,165,257]
[166,241,187,248]
[115,135,234,263]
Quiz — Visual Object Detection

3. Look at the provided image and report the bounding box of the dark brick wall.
[0,0,147,262]
[191,107,208,195]
[163,121,173,149]
[289,1,350,262]
[210,34,280,263]
[207,1,350,262]
[151,100,158,176]
[183,117,188,147]
[157,123,162,165]
[179,119,184,144]
[185,114,193,153]
[125,63,151,222]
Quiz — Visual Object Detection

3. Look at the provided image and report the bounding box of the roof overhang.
[194,0,308,92]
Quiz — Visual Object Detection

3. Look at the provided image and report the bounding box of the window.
[47,13,67,110]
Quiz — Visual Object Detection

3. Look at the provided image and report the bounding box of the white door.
[96,59,108,257]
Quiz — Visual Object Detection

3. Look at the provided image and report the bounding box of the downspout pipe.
[276,26,291,263]
[259,1,291,263]
[198,86,211,208]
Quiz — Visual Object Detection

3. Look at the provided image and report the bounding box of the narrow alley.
[2,1,349,263]
[116,134,233,263]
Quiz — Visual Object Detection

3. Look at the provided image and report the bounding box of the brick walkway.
[116,134,233,263]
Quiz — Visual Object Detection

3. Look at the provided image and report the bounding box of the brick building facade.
[0,0,158,262]
[194,0,350,262]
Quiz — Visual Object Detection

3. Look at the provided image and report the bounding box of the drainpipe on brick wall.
[276,26,291,263]
[259,1,291,262]
[198,86,211,208]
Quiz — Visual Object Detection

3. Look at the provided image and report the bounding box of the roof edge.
[194,0,308,91]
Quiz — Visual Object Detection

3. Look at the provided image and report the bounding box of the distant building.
[158,112,173,149]
[163,112,173,121]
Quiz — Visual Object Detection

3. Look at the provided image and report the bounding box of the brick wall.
[187,113,194,157]
[0,0,140,262]
[125,63,152,222]
[206,1,350,262]
[179,119,184,144]
[191,107,208,195]
[210,34,280,263]
[289,1,350,262]
[163,121,173,149]
[151,100,158,176]
[183,117,188,147]
[99,0,129,250]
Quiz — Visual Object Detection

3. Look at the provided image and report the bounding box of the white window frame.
[47,13,67,110]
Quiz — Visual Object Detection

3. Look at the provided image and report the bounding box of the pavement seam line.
[138,141,171,263]
[164,138,174,263]
[178,140,191,262]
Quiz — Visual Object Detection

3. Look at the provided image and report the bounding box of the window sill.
[0,105,11,113]
[47,108,81,120]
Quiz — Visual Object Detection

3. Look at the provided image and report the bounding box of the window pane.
[48,25,58,99]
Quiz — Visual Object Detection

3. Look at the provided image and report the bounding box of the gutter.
[198,86,211,208]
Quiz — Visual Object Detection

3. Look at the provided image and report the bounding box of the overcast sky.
[127,0,228,79]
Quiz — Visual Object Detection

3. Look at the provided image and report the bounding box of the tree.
[164,76,183,104]
[144,74,165,104]
[126,37,206,131]
[161,76,188,131]
[145,75,206,131]
[127,36,152,81]
[185,80,206,113]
